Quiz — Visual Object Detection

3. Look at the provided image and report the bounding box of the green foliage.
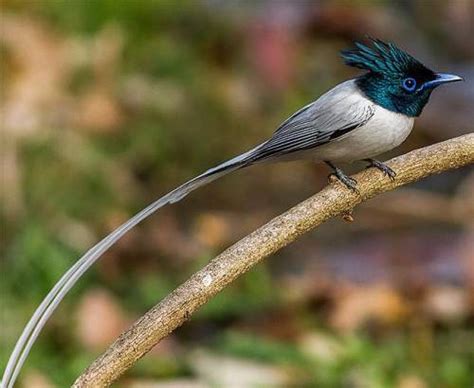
[216,330,474,387]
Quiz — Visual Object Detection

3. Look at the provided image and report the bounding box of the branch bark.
[74,133,474,387]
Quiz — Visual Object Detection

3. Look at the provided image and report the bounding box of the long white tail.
[1,146,261,388]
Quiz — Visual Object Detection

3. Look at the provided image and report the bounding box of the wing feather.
[254,81,375,160]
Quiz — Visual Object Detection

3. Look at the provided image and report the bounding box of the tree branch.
[74,133,473,387]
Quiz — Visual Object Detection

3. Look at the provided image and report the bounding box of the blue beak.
[424,73,464,89]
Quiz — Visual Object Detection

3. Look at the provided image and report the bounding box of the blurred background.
[1,1,473,387]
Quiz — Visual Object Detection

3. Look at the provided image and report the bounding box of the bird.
[2,38,463,387]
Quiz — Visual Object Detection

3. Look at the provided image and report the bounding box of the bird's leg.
[364,158,396,180]
[325,161,359,193]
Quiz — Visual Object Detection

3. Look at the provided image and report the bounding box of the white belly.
[312,105,414,163]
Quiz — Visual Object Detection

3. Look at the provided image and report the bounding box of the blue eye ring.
[402,77,417,92]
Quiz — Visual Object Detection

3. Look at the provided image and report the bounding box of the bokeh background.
[1,1,473,387]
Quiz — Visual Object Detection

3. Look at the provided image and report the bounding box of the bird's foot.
[326,162,359,193]
[364,159,396,180]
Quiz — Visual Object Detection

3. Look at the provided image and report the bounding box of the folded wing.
[254,80,375,160]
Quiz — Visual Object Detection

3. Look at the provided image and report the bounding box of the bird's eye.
[402,77,417,92]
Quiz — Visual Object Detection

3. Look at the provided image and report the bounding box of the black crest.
[341,38,431,76]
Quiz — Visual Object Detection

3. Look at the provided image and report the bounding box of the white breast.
[313,102,414,163]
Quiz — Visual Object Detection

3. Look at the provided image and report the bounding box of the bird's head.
[341,38,463,117]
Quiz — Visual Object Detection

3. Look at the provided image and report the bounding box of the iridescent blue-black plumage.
[341,38,457,117]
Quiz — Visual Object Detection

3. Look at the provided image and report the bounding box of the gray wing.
[254,80,375,160]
